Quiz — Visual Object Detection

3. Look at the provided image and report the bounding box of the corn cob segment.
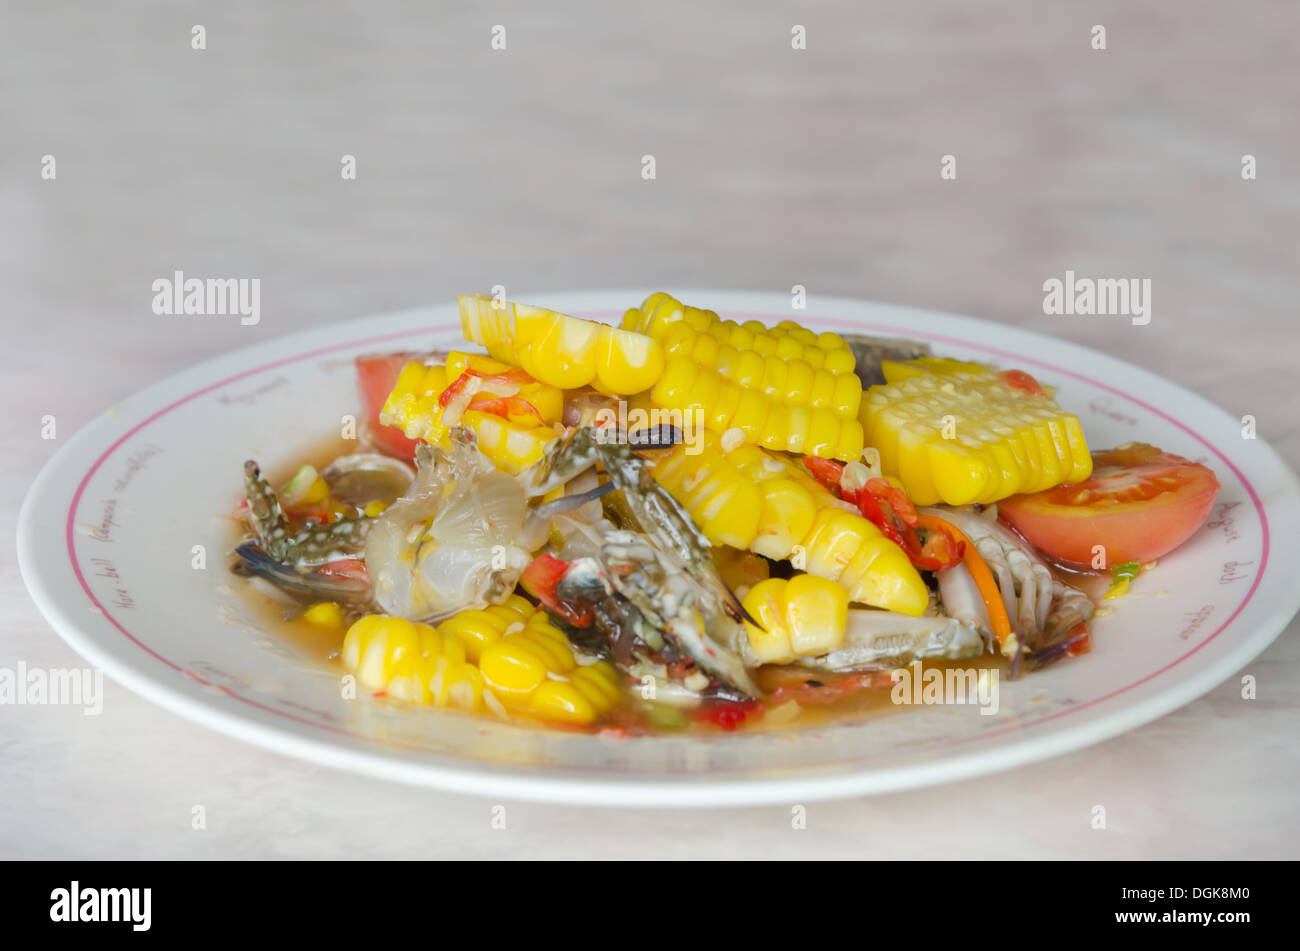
[342,614,488,710]
[651,355,864,461]
[622,294,861,417]
[459,294,665,394]
[478,612,623,724]
[741,575,849,664]
[624,293,855,375]
[860,363,1092,506]
[342,599,622,724]
[651,436,928,615]
[379,358,559,474]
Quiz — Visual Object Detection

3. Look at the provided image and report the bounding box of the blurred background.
[2,1,1297,857]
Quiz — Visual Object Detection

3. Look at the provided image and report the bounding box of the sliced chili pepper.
[695,698,762,731]
[464,366,535,386]
[315,558,368,583]
[520,553,592,627]
[996,369,1046,397]
[865,478,918,525]
[918,526,964,570]
[440,366,540,410]
[1065,622,1092,657]
[468,394,547,424]
[801,455,845,495]
[436,371,478,409]
[854,484,910,550]
[856,478,964,571]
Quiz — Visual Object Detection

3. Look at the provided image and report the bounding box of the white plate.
[18,291,1300,806]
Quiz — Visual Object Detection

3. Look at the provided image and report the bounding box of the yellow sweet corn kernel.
[834,533,928,616]
[479,614,622,724]
[301,601,345,629]
[651,355,863,461]
[380,361,560,474]
[488,593,536,624]
[626,294,861,419]
[438,608,513,663]
[530,665,624,725]
[651,436,927,615]
[342,601,622,722]
[381,363,450,445]
[739,578,793,663]
[664,447,763,549]
[460,409,557,474]
[741,575,849,664]
[341,614,487,711]
[458,294,665,394]
[280,465,331,507]
[860,366,1092,505]
[626,293,855,384]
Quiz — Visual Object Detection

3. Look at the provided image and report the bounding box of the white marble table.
[2,1,1297,858]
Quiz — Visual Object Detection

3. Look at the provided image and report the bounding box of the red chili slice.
[996,369,1046,397]
[468,395,546,424]
[316,558,368,583]
[801,459,964,572]
[520,553,592,627]
[695,699,762,731]
[802,455,845,494]
[466,366,535,386]
[436,372,477,409]
[856,478,964,571]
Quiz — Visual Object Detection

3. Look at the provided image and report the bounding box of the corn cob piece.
[741,575,849,664]
[459,294,665,394]
[478,612,623,725]
[301,601,346,630]
[379,359,559,474]
[860,363,1092,506]
[624,293,855,374]
[621,294,861,418]
[342,614,489,710]
[650,355,864,461]
[651,436,928,615]
[342,598,623,724]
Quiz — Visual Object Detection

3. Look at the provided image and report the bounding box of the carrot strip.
[915,513,1014,654]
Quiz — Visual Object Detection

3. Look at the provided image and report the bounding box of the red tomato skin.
[998,446,1220,567]
[355,353,423,460]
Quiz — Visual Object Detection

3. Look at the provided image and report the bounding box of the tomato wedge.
[355,353,423,460]
[998,443,1220,567]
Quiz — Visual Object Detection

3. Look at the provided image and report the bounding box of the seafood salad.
[229,292,1222,733]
